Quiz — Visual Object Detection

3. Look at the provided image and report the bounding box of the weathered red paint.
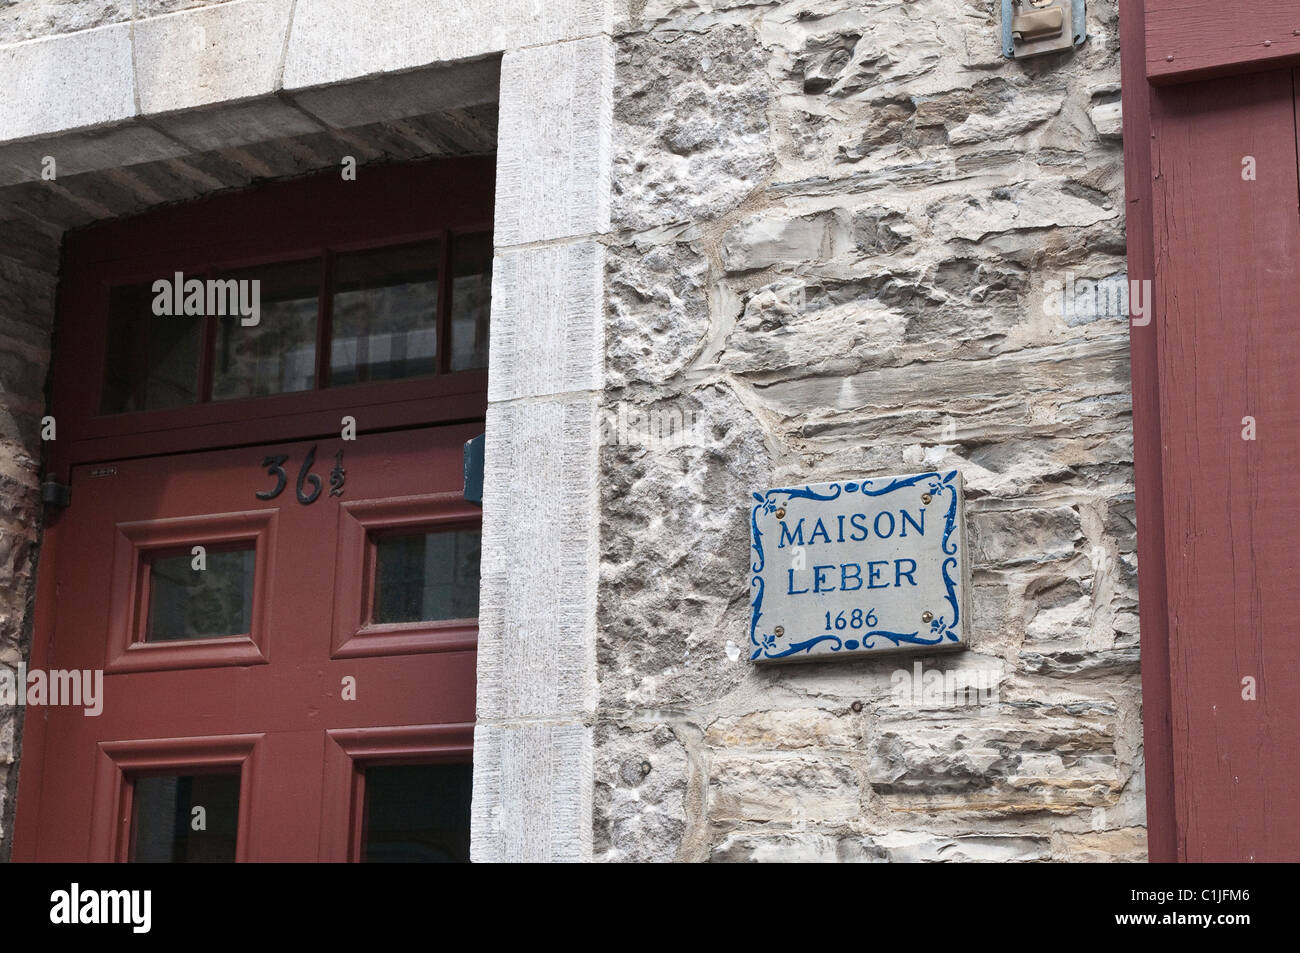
[15,428,480,861]
[1120,0,1177,864]
[13,157,490,861]
[320,724,473,862]
[1153,70,1300,862]
[1145,0,1300,84]
[1122,1,1300,861]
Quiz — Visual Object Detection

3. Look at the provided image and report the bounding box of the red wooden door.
[1123,1,1300,861]
[10,156,491,862]
[14,425,479,861]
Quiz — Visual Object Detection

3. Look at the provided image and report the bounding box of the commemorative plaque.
[748,470,970,662]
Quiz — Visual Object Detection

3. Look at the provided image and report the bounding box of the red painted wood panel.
[13,426,479,860]
[1119,0,1178,863]
[1150,68,1300,860]
[46,155,494,482]
[15,155,490,861]
[1146,0,1300,84]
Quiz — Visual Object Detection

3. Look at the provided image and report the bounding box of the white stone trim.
[0,24,135,141]
[472,33,615,861]
[488,242,606,402]
[0,0,618,143]
[283,0,614,91]
[134,0,295,115]
[470,722,593,863]
[494,36,615,246]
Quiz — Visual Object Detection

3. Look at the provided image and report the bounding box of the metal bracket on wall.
[1002,0,1086,59]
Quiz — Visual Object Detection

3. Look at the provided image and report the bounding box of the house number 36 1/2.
[255,445,345,504]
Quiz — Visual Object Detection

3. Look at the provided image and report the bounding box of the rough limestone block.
[1090,101,1124,140]
[710,830,1053,863]
[605,239,710,387]
[705,708,864,750]
[134,0,294,115]
[710,754,862,823]
[721,209,855,274]
[0,1,131,46]
[0,710,13,764]
[0,25,135,142]
[611,23,773,230]
[593,722,689,862]
[597,384,771,710]
[928,179,1117,243]
[283,0,615,91]
[487,241,604,402]
[495,36,614,246]
[139,1,242,15]
[0,257,57,335]
[476,394,599,722]
[470,721,593,862]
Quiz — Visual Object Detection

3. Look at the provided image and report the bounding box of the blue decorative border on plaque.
[749,470,962,661]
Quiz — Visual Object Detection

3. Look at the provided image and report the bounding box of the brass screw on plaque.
[775,507,786,519]
[921,493,932,504]
[775,625,785,636]
[921,611,933,624]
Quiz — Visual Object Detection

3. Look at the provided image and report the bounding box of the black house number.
[256,445,344,504]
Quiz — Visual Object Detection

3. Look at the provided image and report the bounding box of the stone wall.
[0,0,1143,863]
[597,0,1144,861]
[0,252,49,860]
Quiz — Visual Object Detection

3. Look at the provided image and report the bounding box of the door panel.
[20,424,479,861]
[1150,68,1300,860]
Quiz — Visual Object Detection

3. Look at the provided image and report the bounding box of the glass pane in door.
[211,259,320,400]
[330,241,441,386]
[371,529,481,623]
[145,546,256,642]
[131,772,241,862]
[361,764,471,862]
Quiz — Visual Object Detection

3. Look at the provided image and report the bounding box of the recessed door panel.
[1150,68,1300,860]
[18,425,479,861]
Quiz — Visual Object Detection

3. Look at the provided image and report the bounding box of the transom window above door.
[100,233,491,415]
[47,156,495,472]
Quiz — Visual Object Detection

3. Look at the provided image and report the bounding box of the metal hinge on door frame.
[41,477,70,508]
[463,433,484,506]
